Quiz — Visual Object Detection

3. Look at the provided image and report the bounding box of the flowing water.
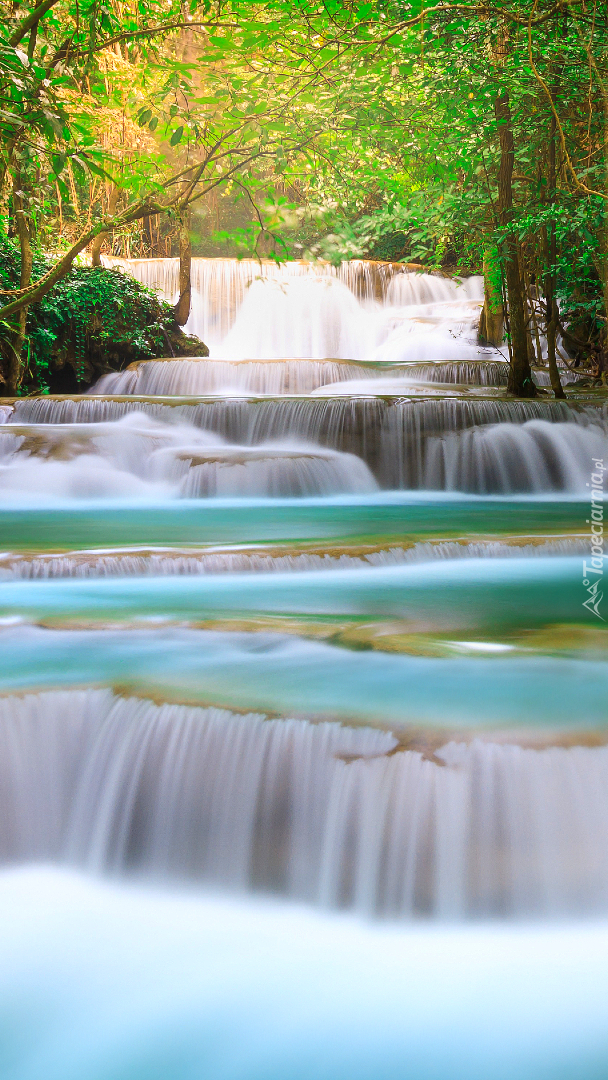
[1,257,607,1079]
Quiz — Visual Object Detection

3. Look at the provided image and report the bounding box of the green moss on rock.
[0,235,208,394]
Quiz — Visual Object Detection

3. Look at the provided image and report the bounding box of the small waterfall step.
[0,415,377,499]
[92,357,512,396]
[4,396,605,492]
[4,686,608,917]
[0,536,586,580]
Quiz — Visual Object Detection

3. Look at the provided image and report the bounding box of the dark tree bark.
[494,90,536,397]
[90,185,121,266]
[2,168,34,396]
[545,108,565,398]
[173,207,192,327]
[598,82,608,339]
[478,248,504,347]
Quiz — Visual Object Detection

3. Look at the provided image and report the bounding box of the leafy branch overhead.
[0,0,607,394]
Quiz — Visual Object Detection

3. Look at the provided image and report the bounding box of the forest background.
[0,0,606,397]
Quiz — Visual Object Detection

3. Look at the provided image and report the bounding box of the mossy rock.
[0,236,208,395]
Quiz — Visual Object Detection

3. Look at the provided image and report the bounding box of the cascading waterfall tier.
[92,358,512,397]
[94,257,585,398]
[424,419,608,494]
[3,686,608,919]
[102,256,494,366]
[7,396,606,492]
[92,359,586,397]
[103,257,468,336]
[0,413,377,499]
[0,537,585,580]
[104,257,393,354]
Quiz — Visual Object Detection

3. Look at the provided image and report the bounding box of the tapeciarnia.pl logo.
[582,457,605,620]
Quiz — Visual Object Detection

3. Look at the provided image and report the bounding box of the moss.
[0,233,208,394]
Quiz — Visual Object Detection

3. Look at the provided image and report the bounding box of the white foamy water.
[0,538,586,580]
[5,867,608,1080]
[4,400,606,493]
[2,687,608,917]
[92,358,513,396]
[425,419,608,494]
[103,256,390,347]
[311,376,467,395]
[100,256,498,370]
[0,412,377,500]
[369,306,496,366]
[220,276,380,360]
[88,257,584,403]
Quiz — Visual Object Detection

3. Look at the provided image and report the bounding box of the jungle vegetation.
[1,0,606,395]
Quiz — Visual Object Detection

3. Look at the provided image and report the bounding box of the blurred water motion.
[0,625,606,728]
[0,259,607,1079]
[3,867,608,1080]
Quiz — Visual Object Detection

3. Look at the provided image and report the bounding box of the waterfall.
[36,255,601,495]
[385,273,483,306]
[101,256,496,366]
[0,537,585,580]
[94,359,364,396]
[0,413,377,499]
[103,256,393,350]
[381,402,607,489]
[6,397,605,492]
[219,276,379,360]
[424,419,608,494]
[91,260,586,398]
[91,358,513,397]
[3,686,608,918]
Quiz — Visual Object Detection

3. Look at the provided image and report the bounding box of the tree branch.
[526,0,606,200]
[8,0,62,47]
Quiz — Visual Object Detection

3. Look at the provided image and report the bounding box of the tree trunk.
[478,248,504,347]
[174,208,192,327]
[598,83,608,340]
[2,169,33,396]
[545,108,565,398]
[494,90,536,397]
[90,184,121,266]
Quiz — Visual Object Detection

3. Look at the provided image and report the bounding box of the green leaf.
[51,153,66,176]
[170,126,184,145]
[82,158,109,180]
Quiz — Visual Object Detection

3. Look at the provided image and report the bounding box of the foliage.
[1,0,607,389]
[0,233,186,393]
[244,0,607,372]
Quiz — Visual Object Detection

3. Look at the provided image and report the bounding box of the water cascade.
[3,687,608,918]
[102,256,430,348]
[0,536,585,580]
[6,397,606,492]
[424,419,608,494]
[1,254,608,1080]
[7,258,601,493]
[0,413,377,498]
[102,256,492,363]
[93,358,513,396]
